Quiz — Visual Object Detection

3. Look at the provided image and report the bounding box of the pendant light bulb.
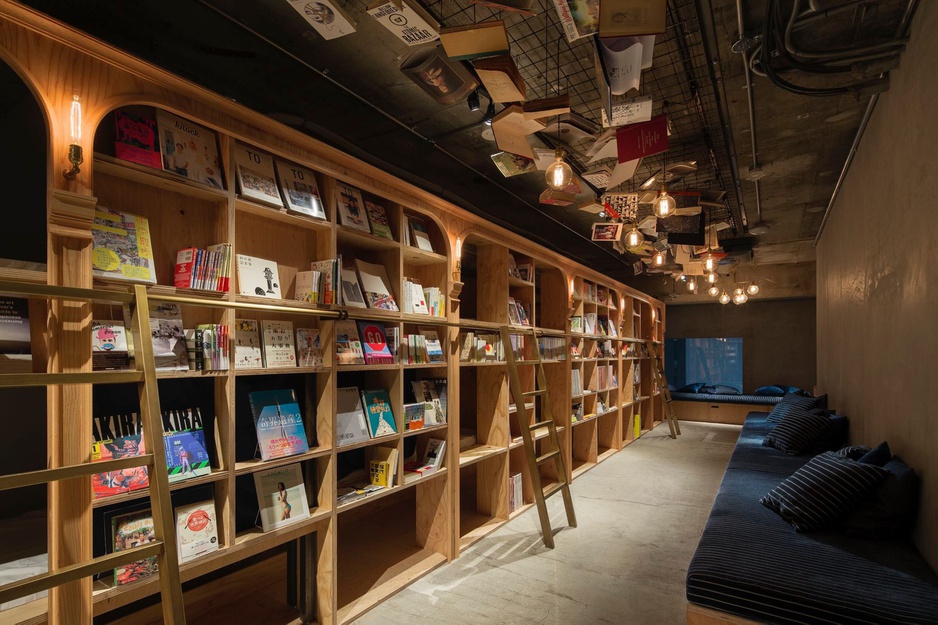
[625,226,643,248]
[747,283,760,295]
[653,250,666,266]
[705,254,715,272]
[734,291,749,305]
[707,272,717,284]
[707,285,720,297]
[719,291,731,305]
[653,189,676,218]
[687,278,697,293]
[545,148,573,190]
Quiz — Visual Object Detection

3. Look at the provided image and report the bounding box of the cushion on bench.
[670,393,782,405]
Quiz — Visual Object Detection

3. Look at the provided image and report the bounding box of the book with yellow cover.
[92,207,157,284]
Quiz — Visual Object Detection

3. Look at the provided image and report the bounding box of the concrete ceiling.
[17,0,917,299]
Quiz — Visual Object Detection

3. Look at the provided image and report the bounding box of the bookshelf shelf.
[94,153,229,203]
[401,246,448,265]
[335,431,401,453]
[507,276,534,288]
[458,444,506,467]
[90,469,230,509]
[233,364,331,377]
[336,225,399,251]
[403,422,449,438]
[235,196,332,231]
[233,446,332,476]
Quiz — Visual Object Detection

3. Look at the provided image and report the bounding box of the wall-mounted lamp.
[482,101,496,126]
[450,235,464,304]
[467,89,481,112]
[63,95,83,180]
[454,236,462,277]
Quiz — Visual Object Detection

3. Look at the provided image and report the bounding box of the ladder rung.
[0,454,155,492]
[522,389,546,398]
[0,541,163,605]
[529,419,553,430]
[0,371,145,388]
[536,449,561,466]
[542,482,565,499]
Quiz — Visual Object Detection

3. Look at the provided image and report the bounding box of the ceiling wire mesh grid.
[419,0,744,237]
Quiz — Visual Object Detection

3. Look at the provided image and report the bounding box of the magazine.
[91,207,157,285]
[156,109,224,188]
[275,160,327,219]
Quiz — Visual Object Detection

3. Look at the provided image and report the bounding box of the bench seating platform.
[670,395,781,425]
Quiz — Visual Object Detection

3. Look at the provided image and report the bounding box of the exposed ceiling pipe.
[814,0,919,247]
[736,0,763,225]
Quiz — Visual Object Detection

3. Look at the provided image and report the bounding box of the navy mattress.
[670,393,782,405]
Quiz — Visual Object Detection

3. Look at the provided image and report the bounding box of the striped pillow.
[836,445,872,460]
[761,451,888,532]
[766,392,821,423]
[763,408,832,455]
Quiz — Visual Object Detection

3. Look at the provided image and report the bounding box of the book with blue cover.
[164,429,211,483]
[360,389,397,438]
[249,389,310,461]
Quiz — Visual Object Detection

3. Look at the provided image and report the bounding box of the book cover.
[361,389,397,438]
[92,207,157,285]
[234,319,264,369]
[407,216,434,252]
[164,428,211,483]
[91,418,149,499]
[399,43,479,106]
[470,0,537,16]
[357,321,394,365]
[439,20,509,60]
[260,320,297,368]
[310,259,337,305]
[249,389,310,461]
[91,320,130,371]
[599,0,667,37]
[0,296,31,373]
[236,254,282,299]
[235,141,284,208]
[113,108,161,169]
[294,270,319,304]
[616,114,668,163]
[156,109,224,189]
[253,463,311,532]
[366,0,439,47]
[369,445,398,487]
[491,151,536,177]
[419,327,445,363]
[340,267,367,309]
[551,0,599,42]
[355,260,398,311]
[336,386,370,447]
[423,438,445,471]
[287,0,357,40]
[175,500,219,564]
[404,402,426,431]
[112,509,158,586]
[363,198,394,239]
[149,302,188,371]
[335,320,365,365]
[411,380,443,425]
[275,160,327,220]
[296,327,323,367]
[335,183,370,232]
[473,54,526,103]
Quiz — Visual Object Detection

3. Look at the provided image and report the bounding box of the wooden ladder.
[646,340,680,439]
[0,282,186,624]
[500,326,576,548]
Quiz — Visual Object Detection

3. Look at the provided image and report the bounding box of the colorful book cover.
[355,260,398,311]
[91,320,130,371]
[249,389,310,461]
[175,500,219,564]
[234,319,263,369]
[260,320,296,368]
[149,302,188,371]
[156,109,224,189]
[113,108,161,169]
[356,321,394,365]
[275,160,327,220]
[363,199,394,239]
[253,463,311,532]
[404,402,426,431]
[112,509,158,586]
[310,259,336,305]
[91,430,149,499]
[164,429,211,483]
[407,215,434,251]
[236,254,282,299]
[92,207,157,285]
[296,327,323,367]
[361,389,397,438]
[335,183,370,232]
[235,141,284,208]
[335,319,365,365]
[336,386,370,447]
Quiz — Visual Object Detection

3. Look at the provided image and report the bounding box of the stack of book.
[400,328,445,365]
[507,297,531,326]
[458,331,504,362]
[538,336,567,361]
[174,244,232,292]
[571,369,583,396]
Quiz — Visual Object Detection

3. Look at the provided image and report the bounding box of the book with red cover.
[174,247,198,289]
[356,321,394,365]
[616,114,668,163]
[113,108,162,169]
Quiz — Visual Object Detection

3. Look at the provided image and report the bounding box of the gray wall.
[817,2,938,569]
[666,299,816,393]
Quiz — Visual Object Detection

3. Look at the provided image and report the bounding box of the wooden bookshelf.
[0,7,665,623]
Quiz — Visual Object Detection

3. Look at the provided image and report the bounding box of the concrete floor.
[354,421,741,625]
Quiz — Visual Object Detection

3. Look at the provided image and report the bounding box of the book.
[411,380,444,425]
[275,160,327,220]
[112,509,158,586]
[91,412,149,499]
[260,320,296,368]
[470,0,537,16]
[113,108,161,169]
[234,319,264,369]
[491,151,536,177]
[366,0,439,47]
[551,0,599,43]
[339,267,367,309]
[599,0,667,37]
[91,320,130,371]
[156,109,224,188]
[287,0,356,40]
[369,445,399,487]
[175,500,219,564]
[403,402,426,431]
[150,302,188,370]
[91,207,157,285]
[596,36,644,96]
[253,463,311,532]
[235,141,283,207]
[336,386,370,447]
[335,183,370,232]
[423,438,445,471]
[616,115,669,162]
[162,408,211,483]
[195,323,229,371]
[335,319,365,365]
[419,327,445,364]
[311,259,338,305]
[363,198,394,240]
[407,215,434,252]
[0,297,31,373]
[294,270,319,304]
[439,20,509,60]
[296,328,323,367]
[356,321,394,365]
[399,43,479,106]
[361,389,398,438]
[355,260,398,311]
[237,254,282,299]
[509,473,523,512]
[249,389,310,461]
[473,54,526,103]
